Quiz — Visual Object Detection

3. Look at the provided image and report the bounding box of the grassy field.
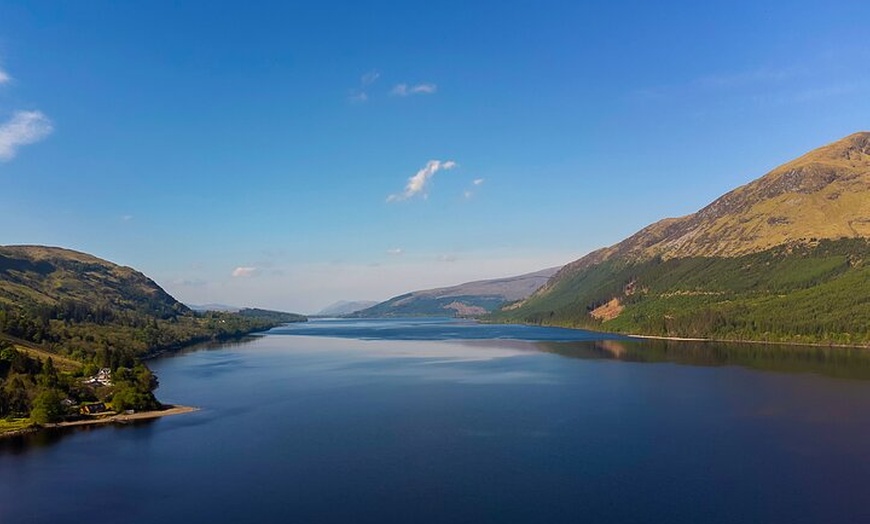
[0,417,35,435]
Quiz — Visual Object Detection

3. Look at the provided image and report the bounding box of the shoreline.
[484,319,870,350]
[1,405,199,439]
[624,332,870,350]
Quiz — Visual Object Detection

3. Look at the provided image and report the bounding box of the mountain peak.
[573,132,870,272]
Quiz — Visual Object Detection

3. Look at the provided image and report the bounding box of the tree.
[30,388,64,424]
[39,357,59,388]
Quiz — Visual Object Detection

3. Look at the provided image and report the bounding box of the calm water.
[2,318,870,523]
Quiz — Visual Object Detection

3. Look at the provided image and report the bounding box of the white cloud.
[387,248,403,256]
[349,70,380,102]
[361,70,380,86]
[463,178,485,199]
[232,266,258,277]
[0,110,53,161]
[0,67,10,85]
[391,83,437,96]
[387,159,458,202]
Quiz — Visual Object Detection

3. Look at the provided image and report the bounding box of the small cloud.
[361,70,380,86]
[232,266,258,278]
[387,159,458,202]
[391,83,437,96]
[386,248,403,256]
[121,215,133,222]
[0,67,10,85]
[463,178,485,199]
[437,254,457,263]
[349,70,380,102]
[0,110,53,161]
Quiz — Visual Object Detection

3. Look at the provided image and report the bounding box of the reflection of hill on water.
[535,339,870,381]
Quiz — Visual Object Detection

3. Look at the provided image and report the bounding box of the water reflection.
[534,338,870,380]
[0,418,158,454]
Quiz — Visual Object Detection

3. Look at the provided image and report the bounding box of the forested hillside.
[0,245,305,428]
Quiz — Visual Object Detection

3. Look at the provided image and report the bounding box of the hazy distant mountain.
[500,132,870,345]
[352,267,560,318]
[188,303,240,312]
[316,300,379,316]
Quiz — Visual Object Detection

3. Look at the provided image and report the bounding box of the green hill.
[497,132,870,346]
[0,245,306,365]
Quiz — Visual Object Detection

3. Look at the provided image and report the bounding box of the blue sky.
[1,1,868,313]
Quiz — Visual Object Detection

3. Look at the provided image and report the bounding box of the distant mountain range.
[188,303,241,313]
[497,132,870,346]
[315,300,379,317]
[351,267,560,318]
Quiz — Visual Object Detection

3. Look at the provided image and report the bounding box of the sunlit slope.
[0,245,187,317]
[500,133,870,345]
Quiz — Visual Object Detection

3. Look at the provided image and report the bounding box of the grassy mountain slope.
[352,267,559,318]
[499,132,870,346]
[0,245,186,318]
[0,245,306,364]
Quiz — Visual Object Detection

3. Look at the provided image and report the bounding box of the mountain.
[316,300,379,317]
[353,267,560,318]
[0,245,188,318]
[0,245,306,364]
[188,303,240,312]
[499,132,870,346]
[236,307,307,323]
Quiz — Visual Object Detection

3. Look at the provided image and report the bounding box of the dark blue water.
[2,319,870,523]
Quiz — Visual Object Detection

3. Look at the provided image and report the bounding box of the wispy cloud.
[387,159,457,202]
[361,71,380,86]
[349,70,380,103]
[0,67,10,85]
[463,178,485,199]
[387,248,404,256]
[0,110,53,161]
[232,266,258,277]
[121,215,133,222]
[391,83,437,96]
